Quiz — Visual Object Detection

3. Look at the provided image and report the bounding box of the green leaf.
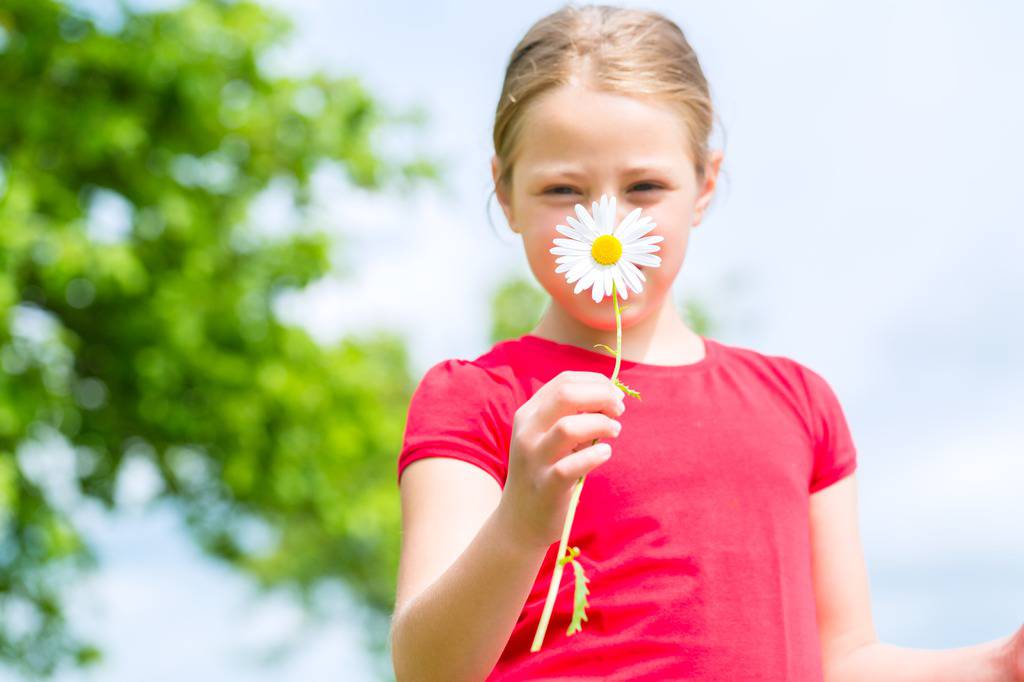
[591,343,616,356]
[613,378,642,401]
[558,545,580,567]
[566,556,591,636]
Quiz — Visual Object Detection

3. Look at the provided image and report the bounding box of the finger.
[522,370,617,411]
[544,441,613,487]
[556,369,620,383]
[538,412,621,464]
[533,378,625,429]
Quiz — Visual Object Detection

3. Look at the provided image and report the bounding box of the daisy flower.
[549,194,663,304]
[532,194,661,654]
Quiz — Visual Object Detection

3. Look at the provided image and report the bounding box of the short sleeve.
[396,358,516,489]
[798,364,858,493]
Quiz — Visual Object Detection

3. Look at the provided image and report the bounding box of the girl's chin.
[578,295,643,323]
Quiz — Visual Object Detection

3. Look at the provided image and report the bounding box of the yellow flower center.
[590,234,622,265]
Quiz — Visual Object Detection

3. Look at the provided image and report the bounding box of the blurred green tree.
[488,276,547,345]
[0,0,439,677]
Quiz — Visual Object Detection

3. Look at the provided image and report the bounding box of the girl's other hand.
[1006,622,1024,681]
[496,370,626,550]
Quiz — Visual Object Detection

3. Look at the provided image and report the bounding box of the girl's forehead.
[517,86,690,169]
[516,125,690,180]
[532,88,680,134]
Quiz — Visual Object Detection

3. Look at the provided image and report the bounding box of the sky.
[7,0,1023,679]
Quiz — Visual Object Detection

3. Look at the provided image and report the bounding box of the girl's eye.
[545,183,663,195]
[631,182,663,192]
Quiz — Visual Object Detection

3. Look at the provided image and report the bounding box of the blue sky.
[7,0,1022,679]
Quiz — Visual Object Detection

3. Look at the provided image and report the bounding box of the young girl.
[389,5,1024,680]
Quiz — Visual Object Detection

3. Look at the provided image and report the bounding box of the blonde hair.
[492,3,722,198]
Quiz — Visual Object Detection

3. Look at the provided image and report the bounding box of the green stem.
[531,279,623,652]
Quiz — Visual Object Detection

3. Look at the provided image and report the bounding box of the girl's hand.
[497,370,625,550]
[1005,622,1024,681]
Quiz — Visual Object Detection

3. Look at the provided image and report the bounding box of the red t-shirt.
[396,332,857,680]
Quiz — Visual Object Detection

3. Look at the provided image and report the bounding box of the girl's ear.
[692,149,724,227]
[491,155,517,231]
[490,154,501,187]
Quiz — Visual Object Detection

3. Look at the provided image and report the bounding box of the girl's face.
[492,83,723,332]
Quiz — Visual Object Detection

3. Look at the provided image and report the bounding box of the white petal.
[620,260,644,293]
[621,259,646,286]
[621,217,657,242]
[565,259,593,283]
[620,227,654,245]
[555,224,588,242]
[550,246,588,255]
[624,252,662,267]
[591,272,605,303]
[612,267,628,301]
[574,204,599,235]
[551,246,589,256]
[592,268,607,301]
[633,235,664,246]
[555,254,585,272]
[613,207,643,240]
[623,244,661,254]
[601,194,617,235]
[566,216,598,241]
[603,269,614,302]
[574,267,599,294]
[552,237,590,250]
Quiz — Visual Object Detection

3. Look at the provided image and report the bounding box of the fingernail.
[612,420,622,434]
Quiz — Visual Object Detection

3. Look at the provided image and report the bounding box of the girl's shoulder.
[712,338,857,490]
[403,339,529,445]
[707,338,851,437]
[414,338,524,403]
[398,341,525,488]
[709,337,835,395]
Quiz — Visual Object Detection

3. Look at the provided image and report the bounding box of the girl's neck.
[529,293,706,366]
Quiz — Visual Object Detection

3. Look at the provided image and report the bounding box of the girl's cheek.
[528,231,560,266]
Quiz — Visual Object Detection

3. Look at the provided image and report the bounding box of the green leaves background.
[0,0,437,676]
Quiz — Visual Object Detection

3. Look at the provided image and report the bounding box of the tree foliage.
[0,0,438,676]
[488,276,547,345]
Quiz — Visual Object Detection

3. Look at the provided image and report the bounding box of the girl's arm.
[390,457,551,682]
[810,474,1024,681]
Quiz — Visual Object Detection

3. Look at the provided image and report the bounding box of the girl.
[389,4,1024,680]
